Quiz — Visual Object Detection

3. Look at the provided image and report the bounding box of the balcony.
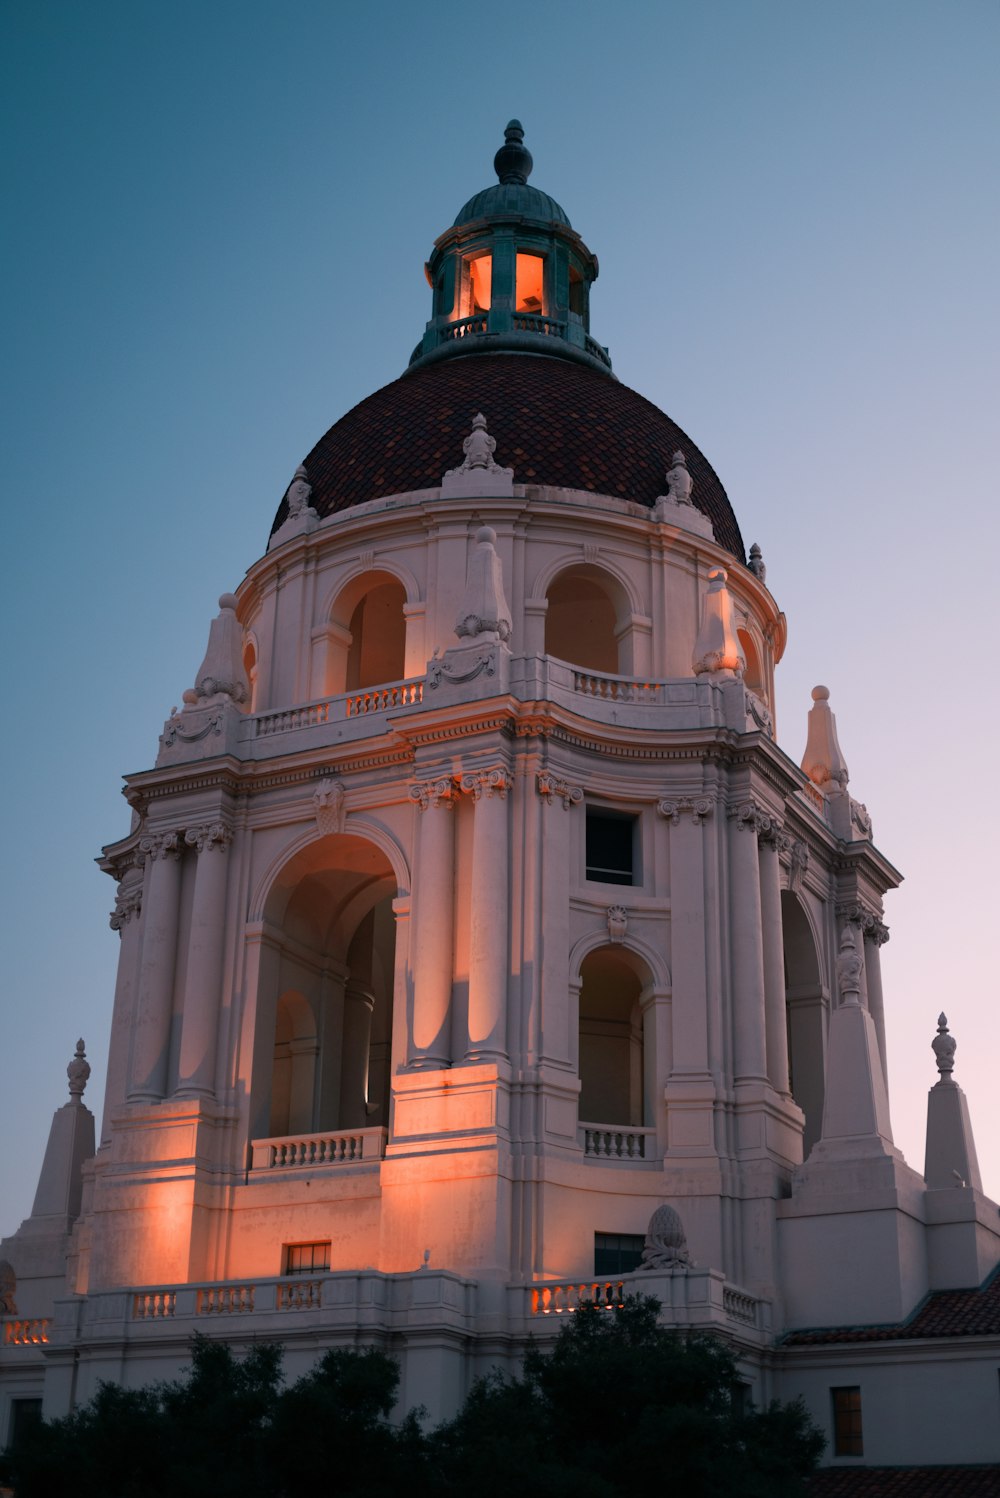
[250,1126,387,1174]
[580,1123,657,1161]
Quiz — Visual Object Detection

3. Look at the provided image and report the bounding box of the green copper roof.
[453,120,571,227]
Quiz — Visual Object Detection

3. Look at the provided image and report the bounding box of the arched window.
[545,566,629,675]
[738,628,765,699]
[782,891,826,1156]
[316,572,408,699]
[577,947,645,1128]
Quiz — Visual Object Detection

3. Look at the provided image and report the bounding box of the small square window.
[284,1242,330,1276]
[594,1232,644,1275]
[586,810,636,886]
[832,1386,863,1457]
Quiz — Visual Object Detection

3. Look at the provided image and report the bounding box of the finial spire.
[494,119,533,185]
[67,1038,91,1099]
[932,1013,957,1079]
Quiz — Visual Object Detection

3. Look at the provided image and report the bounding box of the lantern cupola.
[409,121,610,375]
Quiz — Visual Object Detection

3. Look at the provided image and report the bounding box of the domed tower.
[20,122,988,1439]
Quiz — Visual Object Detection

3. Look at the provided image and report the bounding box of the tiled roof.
[785,1265,1000,1345]
[270,353,745,562]
[808,1466,1000,1496]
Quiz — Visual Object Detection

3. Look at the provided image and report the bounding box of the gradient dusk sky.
[2,0,998,1228]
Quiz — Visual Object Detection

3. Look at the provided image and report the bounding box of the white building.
[2,122,998,1483]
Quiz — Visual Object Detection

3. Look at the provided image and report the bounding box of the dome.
[271,352,745,562]
[453,181,571,229]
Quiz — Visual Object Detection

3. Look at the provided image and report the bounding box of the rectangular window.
[515,252,544,314]
[284,1242,331,1276]
[594,1232,644,1276]
[586,809,636,885]
[832,1386,863,1456]
[7,1398,42,1451]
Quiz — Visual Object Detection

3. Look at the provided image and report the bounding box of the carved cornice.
[460,766,511,801]
[536,770,583,809]
[657,796,713,825]
[408,777,458,811]
[184,821,233,854]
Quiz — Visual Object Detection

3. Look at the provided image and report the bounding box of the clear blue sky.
[2,0,998,1227]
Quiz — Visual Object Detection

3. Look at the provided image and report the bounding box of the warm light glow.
[469,255,491,312]
[516,253,544,313]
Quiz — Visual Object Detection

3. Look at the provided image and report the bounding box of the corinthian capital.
[536,770,583,809]
[184,821,233,854]
[460,766,511,801]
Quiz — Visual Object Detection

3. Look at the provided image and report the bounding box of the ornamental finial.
[494,119,533,185]
[67,1038,91,1099]
[932,1013,957,1079]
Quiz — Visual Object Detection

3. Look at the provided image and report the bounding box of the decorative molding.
[657,796,713,825]
[426,650,496,690]
[138,830,182,862]
[313,777,346,836]
[536,770,583,809]
[109,885,143,932]
[607,905,628,944]
[184,821,233,855]
[460,767,511,801]
[727,801,781,840]
[746,689,774,738]
[408,777,458,811]
[358,549,374,572]
[160,708,224,749]
[851,798,873,839]
[582,542,600,566]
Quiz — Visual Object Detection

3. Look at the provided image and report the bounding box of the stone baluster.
[461,767,511,1061]
[407,778,458,1067]
[175,821,233,1098]
[728,803,769,1083]
[758,821,790,1094]
[128,832,183,1101]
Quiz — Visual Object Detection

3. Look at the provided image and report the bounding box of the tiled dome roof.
[272,353,745,562]
[453,181,571,228]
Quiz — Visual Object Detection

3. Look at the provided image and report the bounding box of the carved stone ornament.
[67,1038,91,1099]
[728,801,779,839]
[837,903,888,945]
[665,450,693,506]
[836,927,864,1005]
[786,839,809,893]
[313,777,346,836]
[748,542,767,582]
[161,707,224,749]
[441,413,514,497]
[453,413,508,475]
[139,829,182,862]
[284,464,314,519]
[607,905,628,944]
[638,1203,692,1272]
[408,777,457,811]
[691,568,745,677]
[109,883,143,932]
[932,1012,957,1078]
[536,771,583,809]
[460,767,511,801]
[801,685,849,792]
[851,798,873,839]
[657,796,713,825]
[745,688,774,739]
[426,649,497,690]
[191,595,251,707]
[0,1260,16,1315]
[454,525,513,643]
[184,821,233,855]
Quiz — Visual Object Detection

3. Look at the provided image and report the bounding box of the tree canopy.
[1,1297,823,1498]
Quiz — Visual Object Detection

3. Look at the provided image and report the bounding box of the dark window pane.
[832,1386,863,1456]
[586,811,634,885]
[594,1232,644,1275]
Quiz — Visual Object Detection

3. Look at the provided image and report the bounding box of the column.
[175,821,233,1098]
[462,767,511,1062]
[128,831,183,1101]
[864,919,890,1094]
[758,827,790,1094]
[101,875,144,1142]
[407,778,457,1067]
[728,803,768,1082]
[340,980,375,1128]
[657,798,714,1073]
[537,771,581,1067]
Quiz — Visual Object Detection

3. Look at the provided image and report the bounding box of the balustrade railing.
[133,1292,176,1320]
[2,1317,50,1345]
[530,1281,625,1316]
[723,1288,759,1326]
[442,314,488,340]
[277,1279,322,1311]
[585,335,612,368]
[251,1126,387,1171]
[572,669,667,704]
[581,1124,656,1160]
[198,1284,255,1315]
[512,313,566,337]
[252,678,424,739]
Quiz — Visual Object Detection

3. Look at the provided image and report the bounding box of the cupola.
[409,121,610,375]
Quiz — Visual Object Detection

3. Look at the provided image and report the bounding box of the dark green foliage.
[3,1297,823,1498]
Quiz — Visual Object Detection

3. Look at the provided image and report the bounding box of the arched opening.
[578,946,646,1127]
[255,835,398,1146]
[316,572,408,699]
[545,565,630,675]
[243,638,258,713]
[738,628,765,699]
[782,891,826,1156]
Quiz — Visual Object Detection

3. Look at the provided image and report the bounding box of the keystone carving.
[313,778,346,836]
[184,822,233,854]
[657,797,713,825]
[607,905,628,944]
[536,771,583,809]
[460,767,511,801]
